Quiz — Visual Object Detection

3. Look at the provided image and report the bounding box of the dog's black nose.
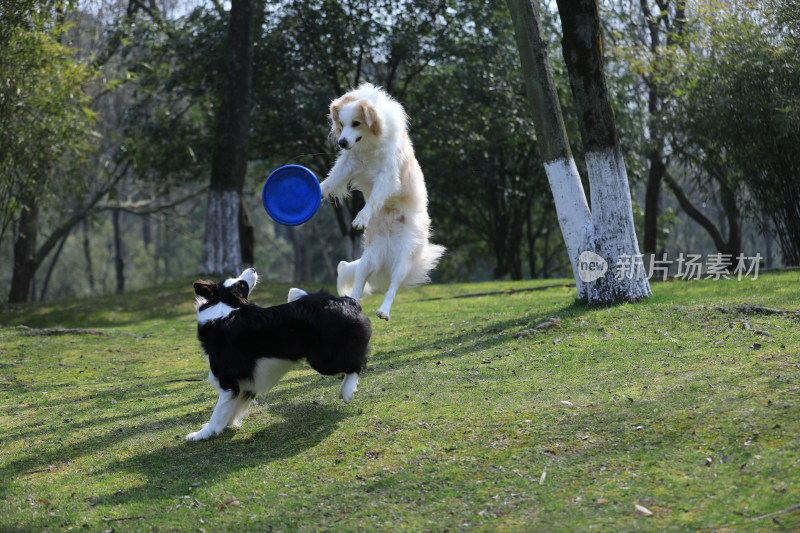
[338,138,349,149]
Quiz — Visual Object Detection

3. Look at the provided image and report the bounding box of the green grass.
[1,272,799,532]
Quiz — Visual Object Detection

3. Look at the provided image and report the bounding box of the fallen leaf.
[561,400,573,406]
[635,504,653,516]
[539,470,547,485]
[514,317,561,338]
[219,496,240,510]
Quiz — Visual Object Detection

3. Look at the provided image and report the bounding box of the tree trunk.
[83,218,95,292]
[200,0,256,275]
[112,208,125,294]
[238,196,255,267]
[643,148,665,254]
[201,189,244,275]
[556,0,651,303]
[508,0,651,304]
[581,148,652,302]
[640,0,663,256]
[639,0,685,256]
[9,197,39,303]
[506,0,590,294]
[7,162,127,302]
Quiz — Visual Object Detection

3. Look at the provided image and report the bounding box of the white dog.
[320,83,444,321]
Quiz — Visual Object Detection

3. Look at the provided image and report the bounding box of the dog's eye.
[352,121,361,127]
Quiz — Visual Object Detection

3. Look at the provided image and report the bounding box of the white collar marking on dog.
[197,302,236,325]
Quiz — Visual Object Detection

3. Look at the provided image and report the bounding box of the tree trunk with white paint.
[507,0,651,304]
[200,0,255,275]
[506,0,589,296]
[581,148,651,303]
[201,189,243,275]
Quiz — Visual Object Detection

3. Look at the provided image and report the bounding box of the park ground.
[1,271,799,531]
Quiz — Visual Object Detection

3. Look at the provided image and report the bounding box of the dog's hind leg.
[338,373,360,403]
[186,389,240,441]
[336,260,357,297]
[350,259,372,302]
[376,255,413,321]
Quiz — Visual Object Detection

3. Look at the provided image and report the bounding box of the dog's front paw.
[352,211,370,230]
[320,180,334,199]
[186,430,208,441]
[186,423,215,441]
[376,308,390,321]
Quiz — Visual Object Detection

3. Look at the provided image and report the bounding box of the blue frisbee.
[261,165,321,226]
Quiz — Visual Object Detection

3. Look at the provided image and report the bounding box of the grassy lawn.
[1,272,799,531]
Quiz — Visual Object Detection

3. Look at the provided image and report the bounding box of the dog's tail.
[405,242,446,288]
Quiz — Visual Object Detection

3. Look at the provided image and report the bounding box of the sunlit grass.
[1,272,798,531]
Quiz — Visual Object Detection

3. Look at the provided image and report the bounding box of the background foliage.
[0,0,796,302]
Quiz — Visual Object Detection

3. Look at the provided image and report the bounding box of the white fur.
[187,283,349,442]
[196,302,235,325]
[249,357,301,392]
[321,83,445,321]
[338,372,359,403]
[187,356,300,441]
[187,371,240,441]
[223,267,258,291]
[287,287,308,302]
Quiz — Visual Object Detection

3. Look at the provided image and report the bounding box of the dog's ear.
[359,99,382,136]
[330,99,343,135]
[331,95,359,136]
[193,280,216,301]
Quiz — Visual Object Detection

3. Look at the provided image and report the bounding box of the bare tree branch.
[96,185,209,215]
[33,160,131,268]
[663,170,728,252]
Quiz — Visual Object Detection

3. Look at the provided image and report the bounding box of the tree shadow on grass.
[93,401,352,507]
[365,301,596,369]
[0,279,300,330]
[248,301,599,401]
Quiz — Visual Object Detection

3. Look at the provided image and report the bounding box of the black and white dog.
[187,268,371,441]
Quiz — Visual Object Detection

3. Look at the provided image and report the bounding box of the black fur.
[194,279,371,398]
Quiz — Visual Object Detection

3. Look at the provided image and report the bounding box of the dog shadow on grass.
[93,401,352,507]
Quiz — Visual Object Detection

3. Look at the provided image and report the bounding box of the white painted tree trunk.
[508,0,652,305]
[582,147,651,303]
[543,148,651,304]
[543,157,590,296]
[200,189,243,276]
